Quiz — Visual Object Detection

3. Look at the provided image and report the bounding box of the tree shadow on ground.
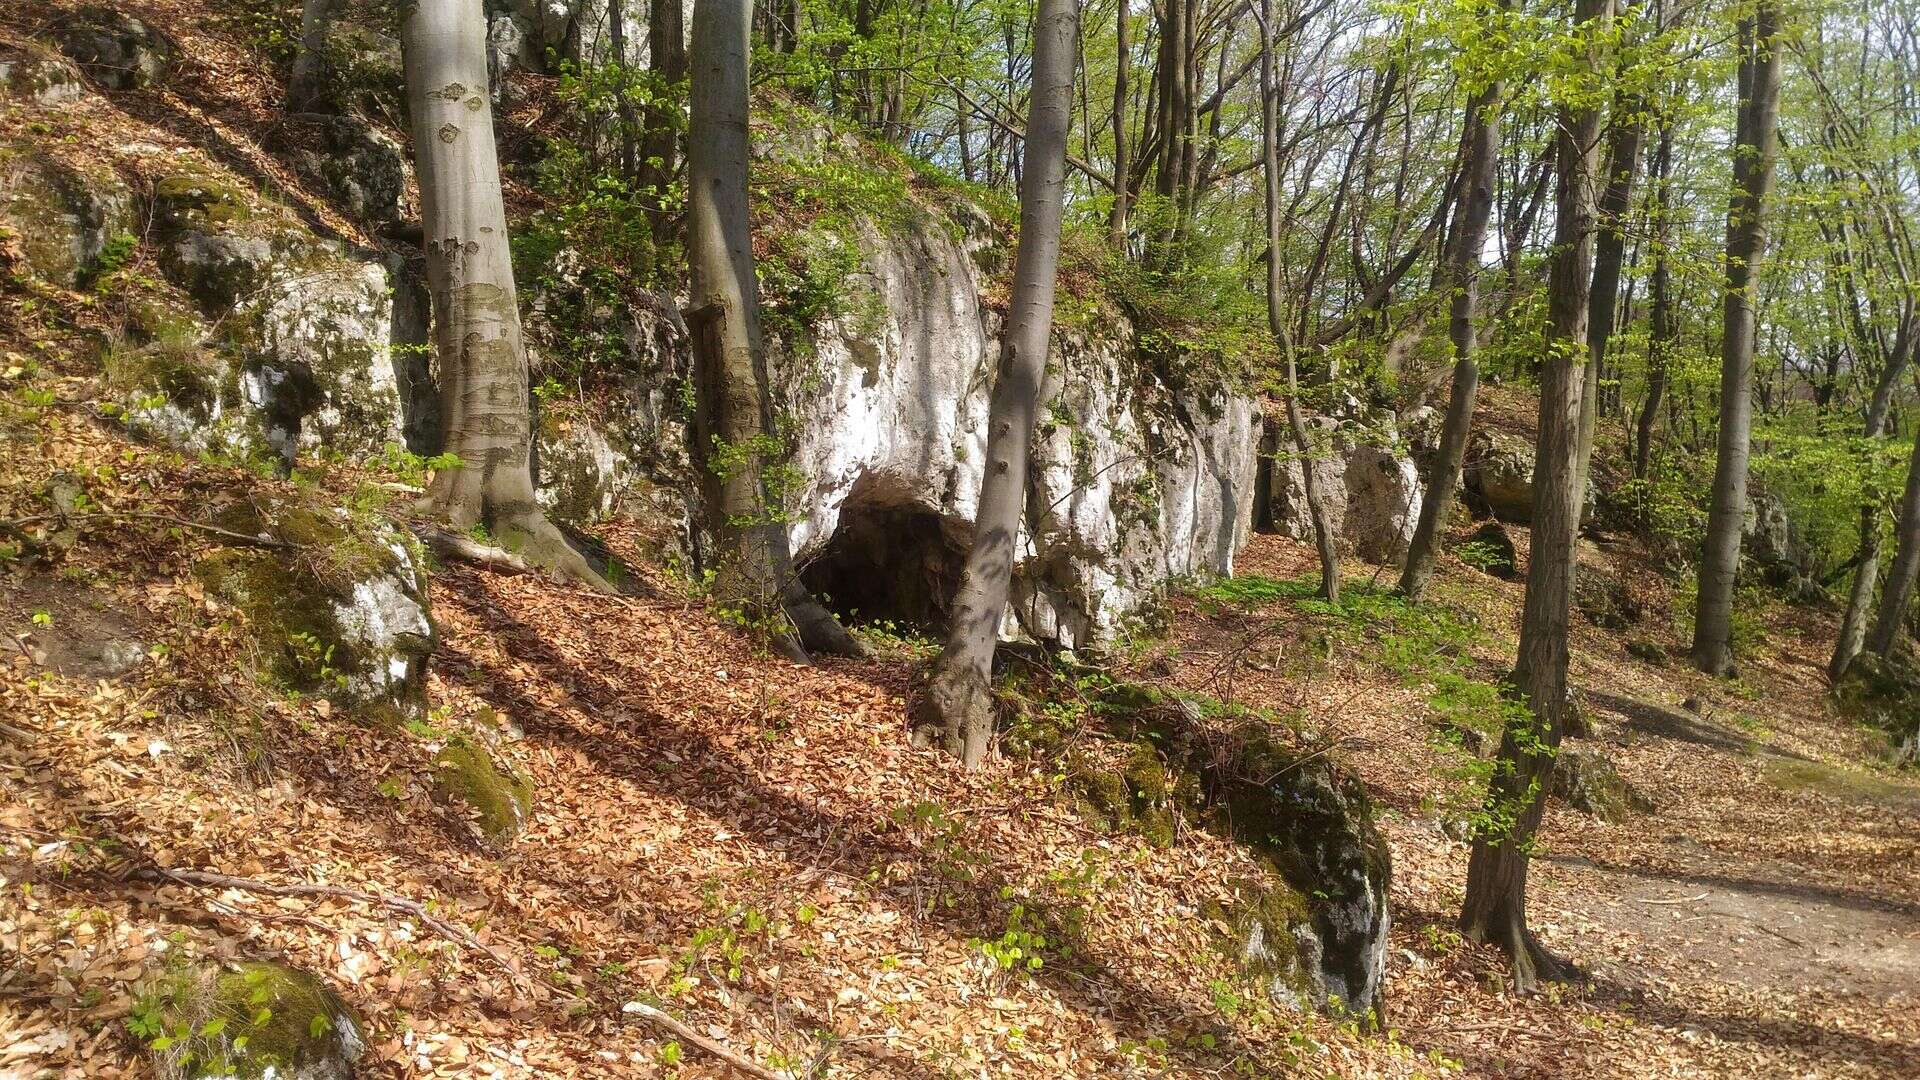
[432,572,1292,1075]
[1541,851,1920,920]
[1586,974,1920,1073]
[1579,687,1814,761]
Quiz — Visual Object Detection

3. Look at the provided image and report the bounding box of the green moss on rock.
[431,735,533,846]
[140,961,363,1080]
[195,498,430,720]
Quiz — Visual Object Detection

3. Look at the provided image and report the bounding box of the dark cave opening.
[799,502,967,634]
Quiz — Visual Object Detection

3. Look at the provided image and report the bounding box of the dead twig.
[0,511,294,551]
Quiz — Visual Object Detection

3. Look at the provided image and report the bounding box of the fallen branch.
[620,1000,788,1080]
[140,866,518,974]
[0,511,294,551]
[1629,892,1710,905]
[413,526,532,575]
[142,863,789,1078]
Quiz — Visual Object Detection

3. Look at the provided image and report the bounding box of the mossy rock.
[140,961,363,1080]
[431,735,534,846]
[1573,562,1640,630]
[0,144,136,287]
[1215,734,1391,1025]
[1209,881,1320,1011]
[1550,745,1653,822]
[102,328,221,424]
[0,44,84,105]
[1834,652,1920,767]
[55,6,176,90]
[195,498,431,721]
[1456,521,1518,580]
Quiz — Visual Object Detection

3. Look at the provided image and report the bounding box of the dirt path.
[1154,534,1920,1077]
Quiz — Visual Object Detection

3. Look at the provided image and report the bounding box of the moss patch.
[431,735,533,846]
[195,497,424,719]
[136,961,362,1080]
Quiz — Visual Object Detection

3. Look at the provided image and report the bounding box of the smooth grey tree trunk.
[685,0,863,662]
[1575,102,1646,503]
[401,0,608,587]
[917,0,1077,768]
[1829,328,1912,677]
[1459,0,1608,993]
[1869,417,1920,657]
[1692,1,1784,676]
[1108,0,1131,248]
[288,0,338,113]
[1399,70,1504,601]
[1635,118,1676,480]
[1257,0,1339,604]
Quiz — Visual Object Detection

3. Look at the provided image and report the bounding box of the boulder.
[1221,736,1391,1023]
[1264,412,1423,565]
[1060,684,1390,1023]
[0,44,86,105]
[139,961,364,1080]
[1573,561,1640,629]
[431,735,534,847]
[1551,745,1652,822]
[1456,521,1518,579]
[311,117,408,225]
[54,6,174,90]
[0,146,137,288]
[196,498,432,724]
[1463,429,1536,523]
[1742,484,1811,585]
[1834,652,1920,767]
[303,24,406,115]
[132,170,406,466]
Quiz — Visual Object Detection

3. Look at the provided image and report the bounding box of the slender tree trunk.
[1833,323,1916,675]
[1258,0,1337,603]
[1576,101,1646,504]
[288,0,338,113]
[643,0,688,252]
[1635,117,1675,480]
[916,0,1077,768]
[1869,417,1920,656]
[1692,1,1784,676]
[1399,69,1504,600]
[401,0,608,587]
[686,0,863,660]
[608,0,637,178]
[1109,0,1131,247]
[1459,0,1609,992]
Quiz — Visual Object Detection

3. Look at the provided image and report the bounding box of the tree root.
[414,525,532,575]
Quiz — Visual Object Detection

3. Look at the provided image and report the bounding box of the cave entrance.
[800,501,966,634]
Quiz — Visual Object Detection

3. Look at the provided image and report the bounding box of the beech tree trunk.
[1399,69,1504,600]
[643,0,688,251]
[1108,0,1131,248]
[1575,102,1646,503]
[1869,418,1920,656]
[916,0,1076,768]
[1692,1,1784,676]
[1829,327,1913,677]
[685,0,863,661]
[1257,0,1337,604]
[288,0,338,113]
[1459,0,1609,993]
[1635,118,1676,480]
[401,0,607,587]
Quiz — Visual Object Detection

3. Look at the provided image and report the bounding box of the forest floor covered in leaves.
[2,358,1918,1078]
